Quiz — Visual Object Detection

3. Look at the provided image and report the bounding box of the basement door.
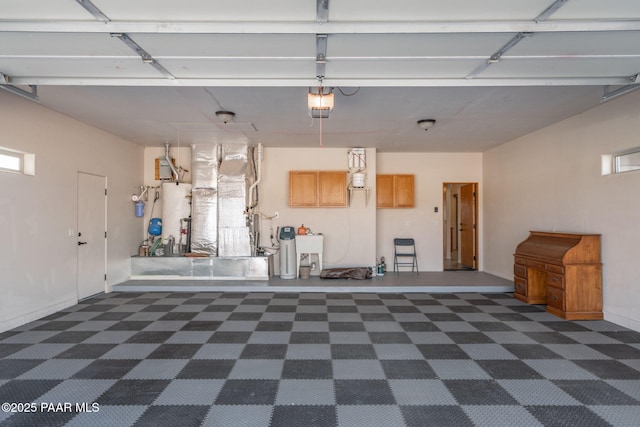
[77,172,107,300]
[460,183,477,269]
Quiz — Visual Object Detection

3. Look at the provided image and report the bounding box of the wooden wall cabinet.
[376,174,414,208]
[514,231,603,320]
[289,171,347,207]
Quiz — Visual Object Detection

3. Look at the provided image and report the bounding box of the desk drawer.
[514,256,527,265]
[547,286,565,311]
[527,260,546,271]
[545,264,564,274]
[514,264,527,278]
[546,272,565,289]
[514,277,527,296]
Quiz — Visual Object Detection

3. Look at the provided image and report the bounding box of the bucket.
[299,266,312,279]
[352,172,366,188]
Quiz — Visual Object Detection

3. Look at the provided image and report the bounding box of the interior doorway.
[77,172,107,300]
[443,183,477,271]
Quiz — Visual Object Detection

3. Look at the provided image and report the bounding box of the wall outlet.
[274,211,279,218]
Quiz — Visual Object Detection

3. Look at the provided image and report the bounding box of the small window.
[0,147,35,175]
[602,147,640,175]
[615,150,640,173]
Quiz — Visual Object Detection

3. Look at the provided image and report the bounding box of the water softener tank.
[279,226,297,279]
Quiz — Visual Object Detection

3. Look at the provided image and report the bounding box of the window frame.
[0,147,35,175]
[602,147,640,176]
[614,148,640,174]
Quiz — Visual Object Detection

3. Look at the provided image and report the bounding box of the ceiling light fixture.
[308,87,334,119]
[417,119,436,131]
[215,110,235,123]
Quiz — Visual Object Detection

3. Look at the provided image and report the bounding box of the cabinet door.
[394,174,414,208]
[318,171,347,207]
[376,175,394,208]
[289,171,317,207]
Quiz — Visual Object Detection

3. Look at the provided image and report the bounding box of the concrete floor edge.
[113,271,515,294]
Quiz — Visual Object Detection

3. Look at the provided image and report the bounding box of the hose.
[150,237,162,256]
[148,188,161,240]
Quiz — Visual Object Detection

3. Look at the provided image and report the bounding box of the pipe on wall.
[164,143,180,183]
[247,143,263,209]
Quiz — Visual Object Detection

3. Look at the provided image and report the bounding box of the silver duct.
[190,144,219,255]
[189,142,256,257]
[218,144,251,257]
[190,188,218,255]
[191,143,219,189]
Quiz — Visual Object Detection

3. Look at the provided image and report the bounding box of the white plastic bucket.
[352,172,366,188]
[299,266,312,279]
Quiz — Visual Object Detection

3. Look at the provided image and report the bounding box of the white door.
[77,172,107,300]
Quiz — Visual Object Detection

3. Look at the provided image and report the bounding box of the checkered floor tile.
[1,291,639,426]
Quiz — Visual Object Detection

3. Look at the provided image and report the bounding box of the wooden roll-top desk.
[514,231,603,320]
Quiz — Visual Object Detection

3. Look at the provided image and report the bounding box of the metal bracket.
[75,0,110,22]
[316,34,328,80]
[467,32,533,79]
[316,0,329,22]
[602,76,640,102]
[110,33,175,80]
[0,73,39,102]
[535,0,569,23]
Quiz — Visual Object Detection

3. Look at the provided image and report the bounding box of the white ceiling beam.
[2,54,640,61]
[7,76,633,87]
[2,20,640,34]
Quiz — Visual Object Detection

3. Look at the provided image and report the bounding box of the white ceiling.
[1,0,639,152]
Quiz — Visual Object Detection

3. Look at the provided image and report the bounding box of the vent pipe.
[164,143,180,183]
[248,143,263,208]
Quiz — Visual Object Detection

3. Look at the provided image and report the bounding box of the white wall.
[139,146,484,274]
[259,147,377,273]
[0,91,143,332]
[376,153,483,271]
[483,90,640,331]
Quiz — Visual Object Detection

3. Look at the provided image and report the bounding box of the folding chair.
[393,238,419,273]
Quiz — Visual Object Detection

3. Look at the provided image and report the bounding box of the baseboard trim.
[604,311,640,333]
[0,298,77,333]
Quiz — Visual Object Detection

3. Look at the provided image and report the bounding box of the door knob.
[78,241,88,246]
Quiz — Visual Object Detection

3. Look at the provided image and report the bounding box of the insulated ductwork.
[218,144,251,257]
[190,144,220,255]
[189,142,256,257]
[191,188,218,255]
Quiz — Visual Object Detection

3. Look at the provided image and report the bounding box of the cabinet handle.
[552,295,558,301]
[551,277,558,282]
